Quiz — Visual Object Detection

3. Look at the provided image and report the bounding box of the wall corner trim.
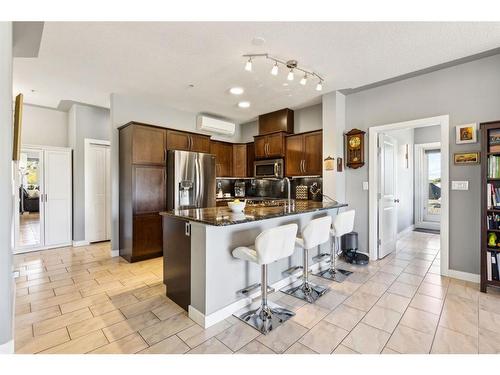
[0,340,14,354]
[110,249,119,257]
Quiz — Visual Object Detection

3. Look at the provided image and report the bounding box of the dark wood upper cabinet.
[285,130,323,176]
[285,134,304,176]
[166,130,210,153]
[246,142,255,177]
[254,132,286,159]
[210,141,233,177]
[258,108,294,135]
[303,131,323,176]
[190,134,211,153]
[232,144,247,178]
[132,125,166,165]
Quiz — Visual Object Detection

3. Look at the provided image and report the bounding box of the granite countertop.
[160,200,347,226]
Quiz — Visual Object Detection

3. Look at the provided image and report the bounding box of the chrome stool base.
[313,267,352,283]
[282,280,328,303]
[234,300,295,334]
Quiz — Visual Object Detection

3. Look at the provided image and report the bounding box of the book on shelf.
[487,213,500,229]
[488,156,500,178]
[487,183,500,209]
[487,251,500,281]
[490,130,500,153]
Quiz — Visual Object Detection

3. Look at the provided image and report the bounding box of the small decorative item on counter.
[489,232,497,247]
[296,185,308,200]
[227,199,246,213]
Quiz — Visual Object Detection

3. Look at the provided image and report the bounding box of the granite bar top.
[160,200,347,226]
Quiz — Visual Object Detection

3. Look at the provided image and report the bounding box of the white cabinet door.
[86,143,109,242]
[378,133,398,258]
[44,150,72,247]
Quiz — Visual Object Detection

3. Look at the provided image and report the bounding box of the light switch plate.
[451,181,469,191]
[362,181,369,191]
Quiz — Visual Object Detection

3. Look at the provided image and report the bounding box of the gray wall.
[345,53,500,274]
[385,128,414,233]
[21,104,68,147]
[414,125,441,145]
[239,103,322,143]
[68,104,110,242]
[0,21,13,350]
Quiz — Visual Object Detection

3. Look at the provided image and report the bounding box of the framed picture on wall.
[455,123,477,144]
[454,152,480,165]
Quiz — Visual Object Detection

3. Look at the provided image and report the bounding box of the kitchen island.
[160,200,347,328]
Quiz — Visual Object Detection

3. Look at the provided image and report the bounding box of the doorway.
[14,145,73,253]
[368,115,450,276]
[415,142,441,231]
[84,139,111,243]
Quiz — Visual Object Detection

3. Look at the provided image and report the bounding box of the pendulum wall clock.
[345,128,366,169]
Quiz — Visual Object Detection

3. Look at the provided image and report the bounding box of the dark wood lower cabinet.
[163,216,191,311]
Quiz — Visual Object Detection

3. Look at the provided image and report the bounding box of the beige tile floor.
[13,231,500,354]
[19,212,41,247]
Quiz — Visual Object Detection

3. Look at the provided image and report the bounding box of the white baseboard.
[446,269,480,283]
[397,225,415,239]
[72,240,90,247]
[110,249,119,257]
[188,259,328,328]
[0,340,14,354]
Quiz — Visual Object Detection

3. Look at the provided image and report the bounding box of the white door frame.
[84,138,111,243]
[414,142,441,230]
[368,115,450,277]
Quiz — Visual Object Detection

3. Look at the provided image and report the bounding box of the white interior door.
[85,142,111,242]
[378,133,398,258]
[105,146,111,241]
[44,149,72,247]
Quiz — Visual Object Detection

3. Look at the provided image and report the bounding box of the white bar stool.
[232,223,298,334]
[313,209,355,283]
[282,216,331,303]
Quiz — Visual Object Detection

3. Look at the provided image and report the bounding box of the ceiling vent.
[197,115,235,136]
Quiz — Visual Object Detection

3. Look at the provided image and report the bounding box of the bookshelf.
[481,120,500,292]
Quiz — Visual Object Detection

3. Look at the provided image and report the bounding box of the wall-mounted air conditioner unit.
[197,115,235,136]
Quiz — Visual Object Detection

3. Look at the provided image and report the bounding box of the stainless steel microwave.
[254,158,284,178]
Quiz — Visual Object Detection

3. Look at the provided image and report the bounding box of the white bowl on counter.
[227,200,246,213]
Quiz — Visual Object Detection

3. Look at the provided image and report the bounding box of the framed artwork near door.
[454,151,480,165]
[455,123,477,144]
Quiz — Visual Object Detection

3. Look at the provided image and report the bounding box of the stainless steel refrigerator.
[167,150,216,210]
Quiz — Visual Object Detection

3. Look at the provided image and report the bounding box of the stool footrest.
[282,265,303,275]
[237,283,275,296]
[312,253,330,261]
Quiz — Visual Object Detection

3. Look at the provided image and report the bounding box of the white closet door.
[86,143,109,242]
[44,150,72,247]
[105,146,111,240]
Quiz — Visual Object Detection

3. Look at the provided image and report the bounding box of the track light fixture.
[271,62,279,76]
[242,53,324,91]
[244,58,252,72]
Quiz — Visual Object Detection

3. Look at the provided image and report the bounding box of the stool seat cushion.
[301,216,332,249]
[332,210,355,238]
[232,246,258,263]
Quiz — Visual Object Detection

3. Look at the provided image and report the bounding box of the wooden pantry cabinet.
[285,130,323,177]
[210,140,233,177]
[119,122,166,262]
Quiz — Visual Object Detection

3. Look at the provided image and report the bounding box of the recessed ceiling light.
[282,83,289,87]
[229,87,244,95]
[238,101,251,108]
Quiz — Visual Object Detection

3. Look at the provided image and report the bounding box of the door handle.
[394,199,400,203]
[190,136,193,150]
[303,160,306,174]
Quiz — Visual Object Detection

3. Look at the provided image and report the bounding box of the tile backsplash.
[216,177,323,201]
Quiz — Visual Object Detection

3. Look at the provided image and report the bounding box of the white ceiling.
[13,22,500,123]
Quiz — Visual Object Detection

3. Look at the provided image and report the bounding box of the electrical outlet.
[362,181,369,190]
[451,181,469,191]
